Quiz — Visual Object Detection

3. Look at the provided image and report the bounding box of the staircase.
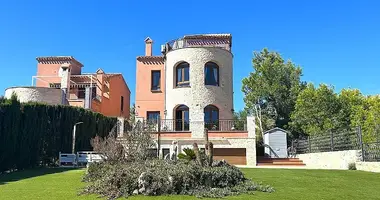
[257,157,306,167]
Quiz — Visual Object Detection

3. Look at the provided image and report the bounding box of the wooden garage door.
[213,148,246,165]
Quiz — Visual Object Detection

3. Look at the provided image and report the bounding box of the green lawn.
[1,168,380,200]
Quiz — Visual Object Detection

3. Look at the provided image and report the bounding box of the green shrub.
[348,162,357,170]
[0,99,116,173]
[82,159,274,199]
[178,148,196,161]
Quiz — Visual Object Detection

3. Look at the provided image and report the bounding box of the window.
[205,62,219,86]
[78,87,96,99]
[151,70,161,91]
[120,96,124,111]
[163,148,170,158]
[175,105,190,131]
[147,111,160,123]
[204,105,219,130]
[176,62,190,87]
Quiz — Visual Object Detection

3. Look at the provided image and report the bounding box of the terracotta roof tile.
[183,33,232,40]
[136,56,164,65]
[36,56,84,67]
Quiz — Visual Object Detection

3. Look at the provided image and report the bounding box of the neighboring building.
[135,34,257,166]
[31,56,130,118]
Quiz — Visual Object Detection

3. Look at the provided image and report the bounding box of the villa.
[5,56,131,118]
[135,34,256,166]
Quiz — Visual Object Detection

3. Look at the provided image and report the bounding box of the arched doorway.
[175,105,190,131]
[204,105,219,130]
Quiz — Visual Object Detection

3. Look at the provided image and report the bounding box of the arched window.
[175,105,190,131]
[204,62,219,86]
[204,105,219,130]
[176,62,190,87]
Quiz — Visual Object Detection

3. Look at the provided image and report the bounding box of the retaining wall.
[296,150,361,170]
[356,162,380,173]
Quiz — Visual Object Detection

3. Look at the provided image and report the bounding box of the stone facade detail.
[296,150,360,170]
[165,47,234,138]
[5,87,63,105]
[356,162,380,173]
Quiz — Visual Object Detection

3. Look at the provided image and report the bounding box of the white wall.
[356,162,380,173]
[165,47,233,138]
[296,150,360,170]
[5,87,63,105]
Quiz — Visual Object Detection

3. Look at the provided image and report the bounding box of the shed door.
[213,148,246,165]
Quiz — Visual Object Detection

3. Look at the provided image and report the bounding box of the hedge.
[0,96,117,173]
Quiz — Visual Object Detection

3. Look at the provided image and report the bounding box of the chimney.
[145,37,153,56]
[60,63,71,104]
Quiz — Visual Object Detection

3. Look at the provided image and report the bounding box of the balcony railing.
[144,119,247,132]
[205,120,247,132]
[164,36,231,54]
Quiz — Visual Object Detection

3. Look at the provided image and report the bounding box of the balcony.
[144,119,247,133]
[162,34,232,54]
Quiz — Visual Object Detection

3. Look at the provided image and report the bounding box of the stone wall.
[5,87,63,105]
[296,150,361,170]
[165,47,233,138]
[356,162,380,173]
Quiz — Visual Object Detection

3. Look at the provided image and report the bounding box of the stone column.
[60,63,71,105]
[84,87,92,109]
[246,116,257,166]
[247,116,256,138]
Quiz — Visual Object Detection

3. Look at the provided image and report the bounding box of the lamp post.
[72,122,83,154]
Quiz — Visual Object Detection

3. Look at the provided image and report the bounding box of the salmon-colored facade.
[134,35,257,166]
[34,56,130,119]
[135,38,165,119]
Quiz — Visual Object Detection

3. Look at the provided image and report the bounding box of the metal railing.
[293,127,380,162]
[204,120,247,131]
[165,38,231,53]
[294,129,361,154]
[363,142,380,162]
[144,119,247,132]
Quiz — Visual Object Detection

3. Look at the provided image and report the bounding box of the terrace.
[161,34,232,54]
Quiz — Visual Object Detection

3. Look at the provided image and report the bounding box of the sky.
[0,0,379,111]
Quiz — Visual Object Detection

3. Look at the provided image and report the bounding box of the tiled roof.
[36,56,84,67]
[183,33,232,40]
[136,56,164,65]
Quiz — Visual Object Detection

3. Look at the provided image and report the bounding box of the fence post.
[157,116,161,159]
[358,126,364,162]
[330,130,334,151]
[308,136,311,153]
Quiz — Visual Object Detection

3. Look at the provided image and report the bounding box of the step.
[257,162,306,166]
[258,159,301,163]
[257,158,300,161]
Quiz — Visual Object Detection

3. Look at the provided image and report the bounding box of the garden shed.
[264,127,289,158]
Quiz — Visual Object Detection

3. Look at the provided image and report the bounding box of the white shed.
[264,128,288,158]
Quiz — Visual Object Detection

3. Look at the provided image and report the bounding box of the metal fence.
[143,119,247,132]
[363,142,380,162]
[293,127,380,162]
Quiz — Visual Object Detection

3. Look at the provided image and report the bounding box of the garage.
[213,148,246,165]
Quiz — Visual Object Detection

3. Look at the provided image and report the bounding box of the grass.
[1,168,380,200]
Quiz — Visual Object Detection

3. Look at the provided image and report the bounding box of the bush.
[0,97,116,173]
[348,162,357,170]
[81,159,274,199]
[178,148,196,161]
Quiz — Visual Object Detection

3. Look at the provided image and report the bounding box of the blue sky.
[1,0,379,111]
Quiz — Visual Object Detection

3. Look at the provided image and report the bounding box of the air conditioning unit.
[161,45,166,54]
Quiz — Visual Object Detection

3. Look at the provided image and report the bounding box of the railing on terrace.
[205,120,247,131]
[164,37,231,53]
[144,119,247,132]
